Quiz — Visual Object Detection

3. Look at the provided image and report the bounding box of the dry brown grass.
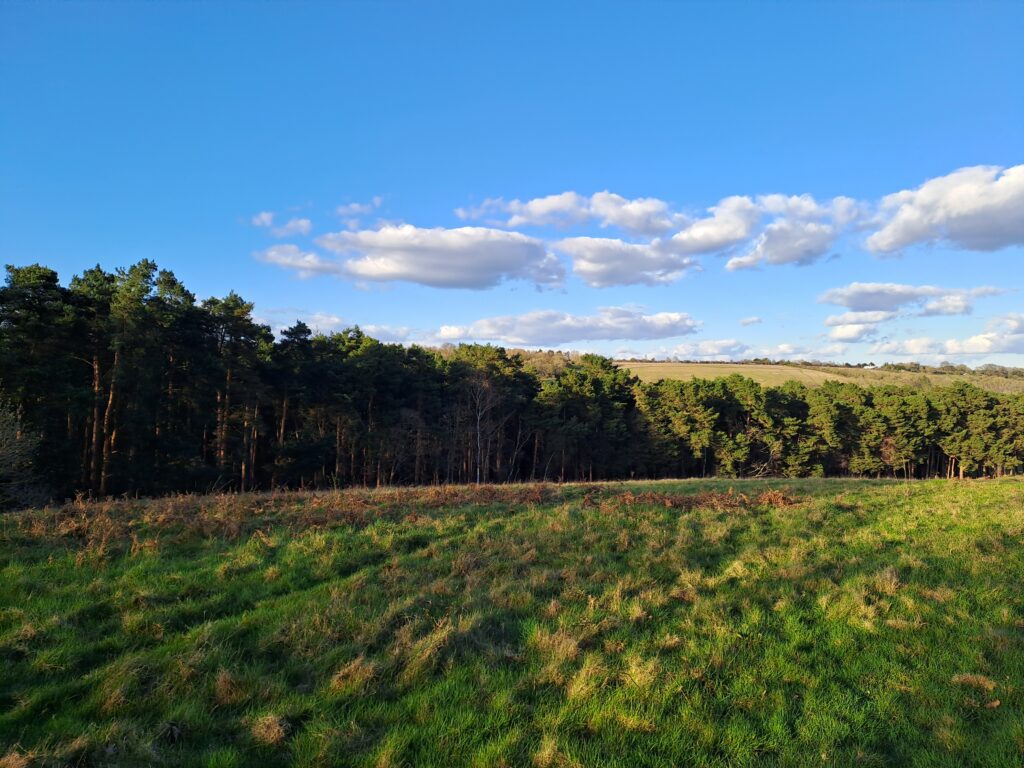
[398,617,458,685]
[872,567,902,596]
[9,483,562,552]
[531,627,580,665]
[616,488,801,512]
[214,668,247,706]
[330,655,377,694]
[251,714,289,745]
[533,735,580,768]
[0,751,31,768]
[950,673,998,692]
[616,712,657,732]
[621,653,659,690]
[566,653,606,700]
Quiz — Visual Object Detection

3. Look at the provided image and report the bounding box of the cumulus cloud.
[458,191,684,235]
[362,324,413,342]
[819,284,1002,341]
[504,192,591,228]
[671,339,751,359]
[828,323,880,342]
[726,219,836,270]
[670,196,761,254]
[315,224,564,289]
[458,189,858,283]
[824,311,899,326]
[920,294,975,316]
[588,192,685,235]
[436,306,700,346]
[726,195,866,270]
[740,316,762,326]
[555,237,699,287]
[818,282,1000,314]
[251,211,274,227]
[271,217,312,237]
[867,164,1024,253]
[824,311,890,343]
[256,245,339,278]
[870,338,941,356]
[941,313,1024,355]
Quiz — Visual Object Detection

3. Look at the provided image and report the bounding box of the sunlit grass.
[2,479,1023,766]
[618,360,1024,393]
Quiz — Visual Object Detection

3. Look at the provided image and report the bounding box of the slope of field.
[2,480,1023,767]
[618,361,1024,393]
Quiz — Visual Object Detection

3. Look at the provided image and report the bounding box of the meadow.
[2,479,1023,767]
[617,361,1024,393]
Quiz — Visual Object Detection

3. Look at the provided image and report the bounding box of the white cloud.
[315,224,563,289]
[824,311,898,326]
[251,211,275,227]
[255,308,414,343]
[337,197,383,217]
[301,312,346,333]
[362,324,412,342]
[555,237,699,287]
[271,217,312,237]
[256,245,339,279]
[819,285,1002,342]
[671,338,751,359]
[436,306,700,346]
[919,294,973,316]
[867,164,1024,253]
[828,323,880,342]
[670,196,761,254]
[814,343,848,358]
[726,219,835,270]
[942,313,1024,355]
[505,192,591,228]
[255,308,348,337]
[818,282,1000,314]
[459,191,684,235]
[740,316,762,326]
[757,194,829,219]
[870,338,941,356]
[336,197,383,230]
[588,192,684,235]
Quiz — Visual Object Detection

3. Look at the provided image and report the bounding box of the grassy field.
[617,361,1024,393]
[2,480,1023,767]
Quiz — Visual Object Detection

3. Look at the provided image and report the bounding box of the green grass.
[617,361,1024,393]
[2,480,1023,767]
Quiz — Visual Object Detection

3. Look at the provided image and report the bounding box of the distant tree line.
[2,262,1023,503]
[879,361,1024,379]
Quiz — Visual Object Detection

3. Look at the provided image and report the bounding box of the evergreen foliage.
[3,262,1023,500]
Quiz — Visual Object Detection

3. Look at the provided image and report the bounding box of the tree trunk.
[90,354,103,492]
[99,348,119,496]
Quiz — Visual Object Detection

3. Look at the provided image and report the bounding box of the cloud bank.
[436,306,700,346]
[314,224,564,289]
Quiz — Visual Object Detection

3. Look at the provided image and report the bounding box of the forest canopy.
[2,262,1023,504]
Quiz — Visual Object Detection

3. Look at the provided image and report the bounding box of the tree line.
[2,262,1023,505]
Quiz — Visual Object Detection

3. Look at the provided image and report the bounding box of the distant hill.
[615,361,1024,394]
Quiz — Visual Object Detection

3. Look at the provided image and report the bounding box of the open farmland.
[617,361,1024,394]
[2,480,1023,767]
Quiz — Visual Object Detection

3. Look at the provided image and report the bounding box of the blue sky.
[2,1,1022,363]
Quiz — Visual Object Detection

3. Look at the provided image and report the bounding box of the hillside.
[617,361,1024,393]
[2,480,1022,766]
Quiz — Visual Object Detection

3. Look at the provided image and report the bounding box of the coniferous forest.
[2,261,1023,506]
